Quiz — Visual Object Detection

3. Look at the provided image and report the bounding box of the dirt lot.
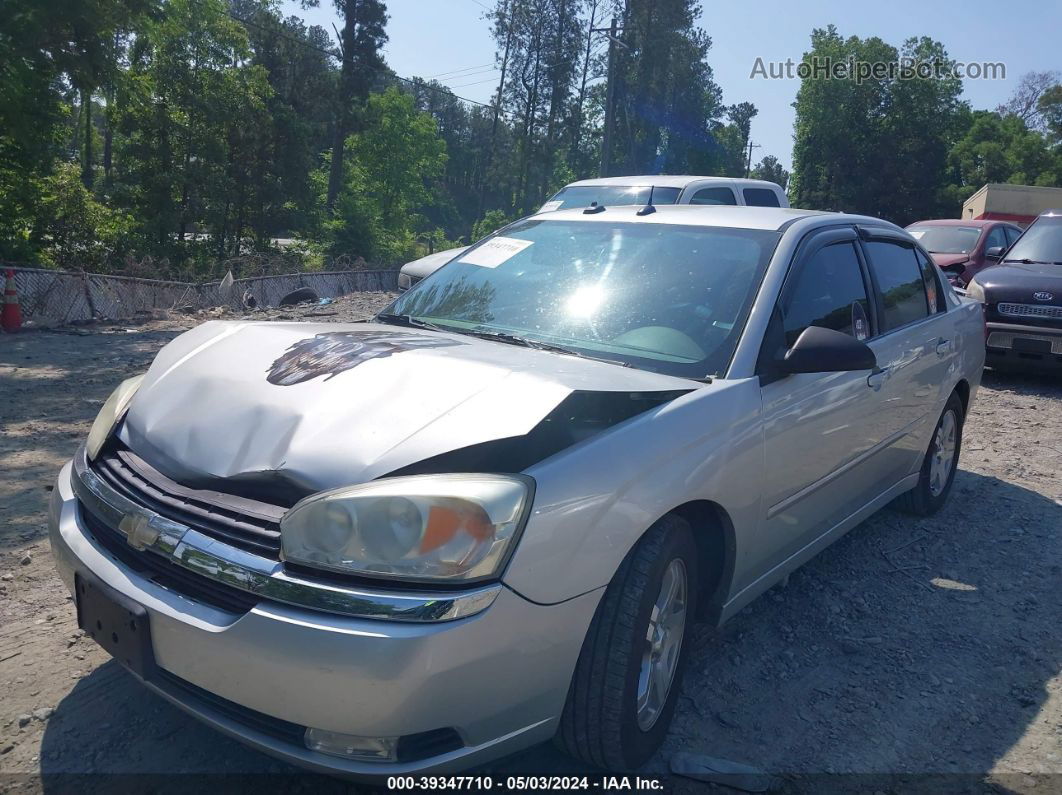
[1,291,1060,792]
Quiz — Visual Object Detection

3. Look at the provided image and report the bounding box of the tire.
[555,514,699,770]
[896,392,964,516]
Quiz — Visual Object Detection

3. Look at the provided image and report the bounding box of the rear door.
[857,229,954,480]
[755,228,892,576]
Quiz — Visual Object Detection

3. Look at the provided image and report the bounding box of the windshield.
[906,225,982,254]
[383,219,781,379]
[541,185,682,212]
[1004,215,1062,264]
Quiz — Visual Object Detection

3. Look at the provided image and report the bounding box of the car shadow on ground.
[37,463,1061,792]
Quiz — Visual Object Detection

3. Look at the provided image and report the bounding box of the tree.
[34,162,134,271]
[790,26,964,224]
[488,0,582,214]
[1038,84,1062,144]
[0,0,155,262]
[323,0,388,211]
[751,155,789,191]
[327,87,447,263]
[112,0,273,270]
[607,0,725,176]
[941,109,1062,209]
[996,70,1061,132]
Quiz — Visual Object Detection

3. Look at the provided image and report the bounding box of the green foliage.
[34,163,135,271]
[26,0,1059,274]
[607,0,727,175]
[472,210,513,241]
[791,26,964,223]
[325,87,448,265]
[790,28,1062,224]
[752,155,790,191]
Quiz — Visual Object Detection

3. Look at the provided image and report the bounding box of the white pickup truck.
[397,175,789,290]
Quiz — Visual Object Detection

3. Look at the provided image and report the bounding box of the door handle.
[867,367,889,391]
[935,338,951,356]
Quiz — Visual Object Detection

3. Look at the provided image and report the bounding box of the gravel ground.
[1,291,1060,793]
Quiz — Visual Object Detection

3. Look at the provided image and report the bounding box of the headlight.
[86,374,145,460]
[281,474,533,583]
[965,278,986,303]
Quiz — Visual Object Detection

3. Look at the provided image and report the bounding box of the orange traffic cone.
[2,270,22,332]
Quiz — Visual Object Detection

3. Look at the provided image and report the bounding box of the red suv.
[905,219,1024,287]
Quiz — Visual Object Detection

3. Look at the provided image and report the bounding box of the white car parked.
[397,176,789,290]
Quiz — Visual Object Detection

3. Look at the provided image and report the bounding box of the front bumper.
[985,321,1062,370]
[48,458,600,777]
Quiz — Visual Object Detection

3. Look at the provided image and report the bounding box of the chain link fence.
[2,266,399,325]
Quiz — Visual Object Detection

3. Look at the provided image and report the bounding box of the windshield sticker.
[538,200,563,213]
[907,229,926,239]
[267,331,463,386]
[458,236,534,268]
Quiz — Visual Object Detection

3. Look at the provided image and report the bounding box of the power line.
[447,76,502,90]
[435,67,500,83]
[224,8,496,110]
[428,62,496,79]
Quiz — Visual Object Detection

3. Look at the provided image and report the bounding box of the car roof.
[526,204,871,232]
[906,219,1004,228]
[563,175,783,190]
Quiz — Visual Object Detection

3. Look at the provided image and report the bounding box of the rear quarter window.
[689,187,736,205]
[743,188,781,207]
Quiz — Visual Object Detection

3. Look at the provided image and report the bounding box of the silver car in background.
[50,205,983,777]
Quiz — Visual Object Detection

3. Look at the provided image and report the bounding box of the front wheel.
[896,392,964,516]
[555,515,699,770]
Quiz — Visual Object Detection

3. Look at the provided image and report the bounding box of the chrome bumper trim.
[71,446,500,622]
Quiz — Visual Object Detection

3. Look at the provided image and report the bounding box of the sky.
[284,0,1061,172]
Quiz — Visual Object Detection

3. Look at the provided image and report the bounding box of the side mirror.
[778,326,877,375]
[985,246,1005,261]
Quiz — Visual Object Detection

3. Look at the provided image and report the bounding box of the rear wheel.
[556,515,699,770]
[896,392,964,516]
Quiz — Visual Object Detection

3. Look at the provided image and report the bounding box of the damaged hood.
[119,321,694,493]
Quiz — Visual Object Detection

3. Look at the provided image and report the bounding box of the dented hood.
[119,321,694,493]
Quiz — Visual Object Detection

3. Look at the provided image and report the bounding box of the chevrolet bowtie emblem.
[118,514,161,551]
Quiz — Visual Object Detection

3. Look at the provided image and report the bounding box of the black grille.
[92,444,285,558]
[154,669,306,744]
[397,728,464,762]
[80,505,260,614]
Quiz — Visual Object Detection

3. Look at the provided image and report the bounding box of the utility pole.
[745,139,761,178]
[597,16,620,178]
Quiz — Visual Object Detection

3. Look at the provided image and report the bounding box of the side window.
[1004,226,1022,246]
[984,225,1007,252]
[689,187,736,205]
[914,248,943,313]
[865,240,930,330]
[782,242,871,348]
[743,188,781,207]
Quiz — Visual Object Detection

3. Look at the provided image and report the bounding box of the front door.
[754,231,893,579]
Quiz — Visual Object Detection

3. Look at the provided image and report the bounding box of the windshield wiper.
[1003,258,1062,265]
[459,327,633,368]
[374,312,451,332]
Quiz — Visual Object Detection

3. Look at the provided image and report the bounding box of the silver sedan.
[50,205,984,777]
